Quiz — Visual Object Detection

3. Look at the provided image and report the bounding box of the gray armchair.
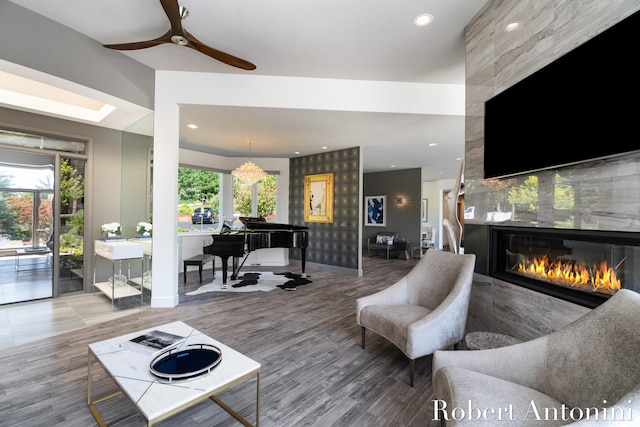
[432,289,640,426]
[356,249,476,386]
[367,232,399,259]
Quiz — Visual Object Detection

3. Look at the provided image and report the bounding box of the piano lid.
[239,217,308,231]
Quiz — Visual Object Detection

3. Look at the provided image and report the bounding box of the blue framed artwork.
[365,195,386,226]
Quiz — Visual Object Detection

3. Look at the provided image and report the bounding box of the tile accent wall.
[463,0,640,339]
[289,147,360,271]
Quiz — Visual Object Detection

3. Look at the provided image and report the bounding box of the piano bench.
[183,254,214,284]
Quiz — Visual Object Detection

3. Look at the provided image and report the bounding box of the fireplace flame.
[515,255,622,295]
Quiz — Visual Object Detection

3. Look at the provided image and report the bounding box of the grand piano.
[203,217,309,287]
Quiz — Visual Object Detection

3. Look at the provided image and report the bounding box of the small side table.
[397,240,410,260]
[464,331,522,350]
[411,247,423,259]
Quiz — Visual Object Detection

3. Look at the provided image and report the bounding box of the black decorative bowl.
[149,343,222,383]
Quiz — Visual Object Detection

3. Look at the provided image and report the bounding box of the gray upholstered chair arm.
[405,294,467,354]
[356,277,409,324]
[567,387,640,426]
[433,337,549,391]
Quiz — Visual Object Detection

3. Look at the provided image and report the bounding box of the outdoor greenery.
[0,157,84,264]
[60,209,84,262]
[60,158,84,211]
[234,174,277,218]
[177,167,277,221]
[178,167,220,210]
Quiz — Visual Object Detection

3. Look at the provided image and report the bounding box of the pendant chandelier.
[232,140,267,186]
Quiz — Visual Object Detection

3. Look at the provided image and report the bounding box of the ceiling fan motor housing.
[171,35,188,46]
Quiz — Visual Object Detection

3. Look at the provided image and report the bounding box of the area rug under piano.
[186,271,312,294]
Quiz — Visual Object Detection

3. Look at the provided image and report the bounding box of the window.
[177,166,277,228]
[0,129,86,154]
[177,167,221,228]
[233,174,277,222]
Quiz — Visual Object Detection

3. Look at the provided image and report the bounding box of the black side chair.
[367,232,399,259]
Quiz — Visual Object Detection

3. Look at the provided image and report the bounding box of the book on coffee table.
[122,329,186,356]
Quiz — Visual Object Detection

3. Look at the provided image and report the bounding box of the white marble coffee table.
[87,321,260,426]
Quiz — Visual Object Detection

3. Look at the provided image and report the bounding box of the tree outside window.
[234,174,277,221]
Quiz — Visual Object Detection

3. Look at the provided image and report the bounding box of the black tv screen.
[484,10,640,179]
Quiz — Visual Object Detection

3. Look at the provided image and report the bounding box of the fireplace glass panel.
[492,227,640,307]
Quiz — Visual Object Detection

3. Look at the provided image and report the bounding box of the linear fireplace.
[486,226,640,308]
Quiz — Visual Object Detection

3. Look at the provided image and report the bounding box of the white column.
[150,86,180,307]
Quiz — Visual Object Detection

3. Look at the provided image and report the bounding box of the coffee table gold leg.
[208,370,260,427]
[256,371,260,427]
[87,349,123,426]
[210,396,253,427]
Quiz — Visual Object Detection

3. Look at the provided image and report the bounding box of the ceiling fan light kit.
[103,0,255,70]
[178,5,189,20]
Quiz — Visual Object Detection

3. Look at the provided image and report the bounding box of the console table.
[93,240,144,310]
[87,321,260,426]
[128,237,153,290]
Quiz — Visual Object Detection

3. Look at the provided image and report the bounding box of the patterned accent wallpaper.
[289,147,361,270]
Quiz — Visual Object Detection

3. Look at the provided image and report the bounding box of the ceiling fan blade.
[187,32,256,70]
[104,30,173,50]
[102,0,256,70]
[159,0,186,36]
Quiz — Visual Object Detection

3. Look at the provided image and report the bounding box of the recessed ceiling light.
[428,143,438,147]
[390,165,397,168]
[505,21,522,32]
[187,123,198,129]
[414,13,434,27]
[294,151,300,155]
[322,146,328,150]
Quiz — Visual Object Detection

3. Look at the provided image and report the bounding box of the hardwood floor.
[0,256,444,427]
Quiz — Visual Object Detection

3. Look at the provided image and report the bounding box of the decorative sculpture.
[443,160,465,253]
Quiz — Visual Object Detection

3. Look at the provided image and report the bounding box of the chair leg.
[361,327,366,349]
[409,359,415,387]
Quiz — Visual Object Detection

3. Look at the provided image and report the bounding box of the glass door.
[57,156,85,295]
[0,151,55,304]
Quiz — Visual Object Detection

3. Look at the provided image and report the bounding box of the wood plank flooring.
[0,256,445,427]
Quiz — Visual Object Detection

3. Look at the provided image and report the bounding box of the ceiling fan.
[103,0,256,70]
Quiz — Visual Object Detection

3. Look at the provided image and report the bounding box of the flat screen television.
[483,10,640,179]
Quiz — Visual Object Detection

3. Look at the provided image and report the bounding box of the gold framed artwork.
[304,173,334,223]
